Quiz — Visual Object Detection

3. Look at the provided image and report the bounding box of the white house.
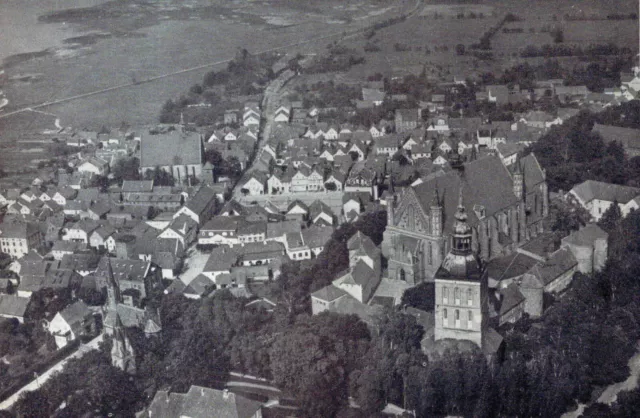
[567,180,640,221]
[77,157,109,176]
[239,173,266,196]
[47,301,93,349]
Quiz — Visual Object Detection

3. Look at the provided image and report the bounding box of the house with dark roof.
[139,385,264,418]
[0,294,30,323]
[173,185,216,225]
[198,216,241,246]
[139,126,204,183]
[567,179,640,221]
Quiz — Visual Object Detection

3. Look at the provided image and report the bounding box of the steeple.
[111,313,136,374]
[106,257,120,310]
[452,184,472,254]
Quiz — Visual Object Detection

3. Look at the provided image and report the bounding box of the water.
[0,0,106,63]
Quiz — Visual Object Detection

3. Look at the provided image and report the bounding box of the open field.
[0,0,410,132]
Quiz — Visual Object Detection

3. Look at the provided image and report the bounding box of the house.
[238,221,267,244]
[173,185,217,225]
[202,247,238,281]
[395,109,420,133]
[86,202,111,221]
[0,220,42,259]
[238,241,285,268]
[139,385,264,418]
[266,220,301,244]
[524,247,578,294]
[345,162,378,198]
[89,225,117,252]
[361,87,385,107]
[239,172,266,196]
[51,241,86,260]
[224,109,239,125]
[182,274,215,299]
[158,215,198,246]
[274,105,291,123]
[324,171,345,192]
[94,257,153,303]
[286,200,309,222]
[309,200,335,226]
[198,216,240,246]
[0,295,30,323]
[302,225,334,256]
[77,157,109,176]
[285,231,311,260]
[374,135,402,158]
[139,127,204,183]
[47,301,94,348]
[63,220,100,243]
[567,180,640,221]
[342,192,367,222]
[267,170,292,195]
[52,187,78,206]
[561,223,608,274]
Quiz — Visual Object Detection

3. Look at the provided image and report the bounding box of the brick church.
[382,153,549,285]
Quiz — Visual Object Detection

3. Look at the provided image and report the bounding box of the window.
[467,289,473,306]
[442,287,449,303]
[399,269,406,281]
[443,308,448,321]
[454,288,460,304]
[468,311,473,329]
[455,310,460,328]
[428,242,433,265]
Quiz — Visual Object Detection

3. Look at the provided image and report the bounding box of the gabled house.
[77,157,109,176]
[173,185,217,225]
[567,180,640,221]
[309,200,335,226]
[158,214,199,246]
[47,301,94,348]
[267,170,292,195]
[286,200,309,222]
[239,172,266,196]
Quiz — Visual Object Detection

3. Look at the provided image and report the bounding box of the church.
[382,153,549,285]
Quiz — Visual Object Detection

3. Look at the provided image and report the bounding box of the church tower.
[111,313,136,374]
[434,187,488,348]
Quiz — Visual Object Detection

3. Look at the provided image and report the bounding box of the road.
[0,334,104,411]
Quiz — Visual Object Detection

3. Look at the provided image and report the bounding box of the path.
[0,334,104,411]
[561,341,640,418]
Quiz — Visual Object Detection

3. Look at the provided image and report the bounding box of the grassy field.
[0,0,409,132]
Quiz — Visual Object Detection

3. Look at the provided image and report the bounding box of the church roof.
[412,155,520,234]
[139,128,202,168]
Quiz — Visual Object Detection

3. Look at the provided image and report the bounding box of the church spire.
[106,257,120,310]
[111,312,136,374]
[452,181,472,253]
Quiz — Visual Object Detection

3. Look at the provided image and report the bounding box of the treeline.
[159,49,277,125]
[521,43,632,58]
[529,102,640,192]
[304,44,365,74]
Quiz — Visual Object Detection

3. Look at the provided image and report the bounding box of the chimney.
[223,389,230,399]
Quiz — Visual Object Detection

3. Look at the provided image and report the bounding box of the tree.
[112,157,140,184]
[144,166,175,186]
[401,282,435,312]
[598,200,622,232]
[325,181,337,192]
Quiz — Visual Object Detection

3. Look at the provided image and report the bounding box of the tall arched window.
[468,311,473,329]
[399,269,406,281]
[467,288,473,306]
[442,287,449,303]
[455,310,460,327]
[454,288,460,304]
[428,241,433,265]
